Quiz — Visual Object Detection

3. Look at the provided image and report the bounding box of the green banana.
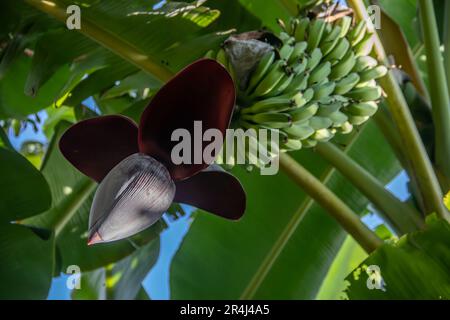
[291,88,314,107]
[348,20,367,46]
[215,48,228,67]
[247,50,276,93]
[288,42,308,64]
[346,86,382,101]
[313,128,334,141]
[267,72,295,97]
[313,81,336,100]
[241,97,293,114]
[295,17,310,42]
[354,32,374,56]
[241,112,292,126]
[329,111,349,126]
[306,47,323,71]
[324,37,350,63]
[346,101,378,116]
[323,25,342,43]
[282,124,315,140]
[279,43,295,61]
[308,61,331,85]
[337,16,352,38]
[348,115,370,125]
[204,49,215,59]
[284,72,309,92]
[308,116,333,130]
[289,102,319,123]
[250,60,287,97]
[339,121,354,134]
[359,65,388,82]
[334,73,360,95]
[352,56,378,72]
[307,19,327,52]
[301,138,317,148]
[329,50,356,80]
[281,139,303,151]
[316,101,343,117]
[292,57,308,75]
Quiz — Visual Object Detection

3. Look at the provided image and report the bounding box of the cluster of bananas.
[208,15,387,165]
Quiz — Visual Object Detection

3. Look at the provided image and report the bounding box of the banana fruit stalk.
[207,13,387,168]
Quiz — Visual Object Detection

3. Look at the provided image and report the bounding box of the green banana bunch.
[206,13,386,168]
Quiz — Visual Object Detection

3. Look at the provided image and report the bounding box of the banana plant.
[0,0,449,300]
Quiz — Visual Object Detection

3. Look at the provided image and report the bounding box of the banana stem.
[279,153,383,253]
[24,0,173,83]
[418,0,450,184]
[315,142,425,234]
[444,0,450,97]
[348,0,450,222]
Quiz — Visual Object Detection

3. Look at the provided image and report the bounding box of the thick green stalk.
[315,142,425,233]
[348,0,450,222]
[279,153,383,253]
[25,0,173,82]
[418,0,450,182]
[444,0,450,97]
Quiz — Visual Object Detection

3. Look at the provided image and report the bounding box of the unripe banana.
[307,19,327,51]
[284,72,309,92]
[348,115,370,125]
[329,111,348,126]
[334,73,360,95]
[348,20,367,46]
[282,124,315,140]
[250,60,287,97]
[322,25,342,43]
[279,43,295,61]
[301,138,317,148]
[216,48,228,67]
[241,112,292,127]
[291,88,314,107]
[292,57,308,75]
[268,72,295,97]
[345,86,382,101]
[337,16,352,38]
[308,116,333,130]
[204,49,215,59]
[313,81,336,100]
[329,50,356,80]
[289,102,319,123]
[241,97,293,114]
[306,47,323,71]
[295,17,310,41]
[281,139,303,151]
[324,37,350,63]
[359,65,388,82]
[346,101,378,116]
[354,32,375,56]
[288,42,308,64]
[279,32,295,45]
[247,50,276,93]
[316,101,343,117]
[339,121,354,134]
[308,61,331,85]
[352,56,378,73]
[313,128,334,141]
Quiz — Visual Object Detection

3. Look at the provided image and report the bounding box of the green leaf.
[345,219,450,299]
[315,235,367,300]
[170,122,400,299]
[0,146,51,222]
[72,238,160,300]
[0,223,54,299]
[0,56,70,119]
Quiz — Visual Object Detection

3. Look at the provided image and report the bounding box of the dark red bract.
[59,59,246,244]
